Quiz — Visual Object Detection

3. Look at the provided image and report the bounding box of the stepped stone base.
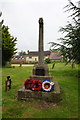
[17,81,61,102]
[30,75,53,81]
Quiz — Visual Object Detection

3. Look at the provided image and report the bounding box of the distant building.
[11,55,27,63]
[49,52,62,61]
[26,51,50,62]
[11,51,50,63]
[11,51,62,63]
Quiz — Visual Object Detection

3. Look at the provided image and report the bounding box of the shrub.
[45,58,51,64]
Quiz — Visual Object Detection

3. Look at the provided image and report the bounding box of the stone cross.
[38,18,44,65]
[31,18,49,76]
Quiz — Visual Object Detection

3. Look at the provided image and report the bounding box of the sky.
[0,0,78,53]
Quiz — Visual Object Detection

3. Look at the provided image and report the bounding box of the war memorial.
[17,18,61,102]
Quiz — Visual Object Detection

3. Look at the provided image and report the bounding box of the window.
[35,58,37,61]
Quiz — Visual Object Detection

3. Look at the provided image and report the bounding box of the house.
[26,51,50,62]
[11,55,27,63]
[49,52,62,61]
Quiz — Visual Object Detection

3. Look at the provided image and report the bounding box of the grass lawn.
[2,62,78,118]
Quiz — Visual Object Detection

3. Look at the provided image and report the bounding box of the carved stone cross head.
[39,18,43,24]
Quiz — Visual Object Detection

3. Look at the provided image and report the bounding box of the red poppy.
[24,78,33,89]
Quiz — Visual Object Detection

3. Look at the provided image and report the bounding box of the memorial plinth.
[17,18,61,102]
[18,81,61,102]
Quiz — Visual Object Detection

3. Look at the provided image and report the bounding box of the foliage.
[2,25,17,66]
[18,51,27,56]
[0,12,17,66]
[45,58,51,64]
[2,63,78,118]
[49,1,80,64]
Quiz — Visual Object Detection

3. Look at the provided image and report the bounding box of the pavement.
[11,64,34,66]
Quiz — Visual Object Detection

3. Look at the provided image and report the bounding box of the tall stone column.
[31,18,49,76]
[38,18,44,65]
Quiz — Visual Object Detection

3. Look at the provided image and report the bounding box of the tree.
[18,51,27,56]
[2,24,17,66]
[49,0,80,64]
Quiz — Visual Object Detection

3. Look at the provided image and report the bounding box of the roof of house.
[27,51,50,56]
[49,52,62,60]
[12,55,26,60]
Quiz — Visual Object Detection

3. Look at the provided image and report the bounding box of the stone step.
[17,81,61,102]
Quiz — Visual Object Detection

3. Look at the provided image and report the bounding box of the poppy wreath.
[42,80,54,92]
[24,78,33,89]
[31,80,42,91]
[24,79,54,92]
